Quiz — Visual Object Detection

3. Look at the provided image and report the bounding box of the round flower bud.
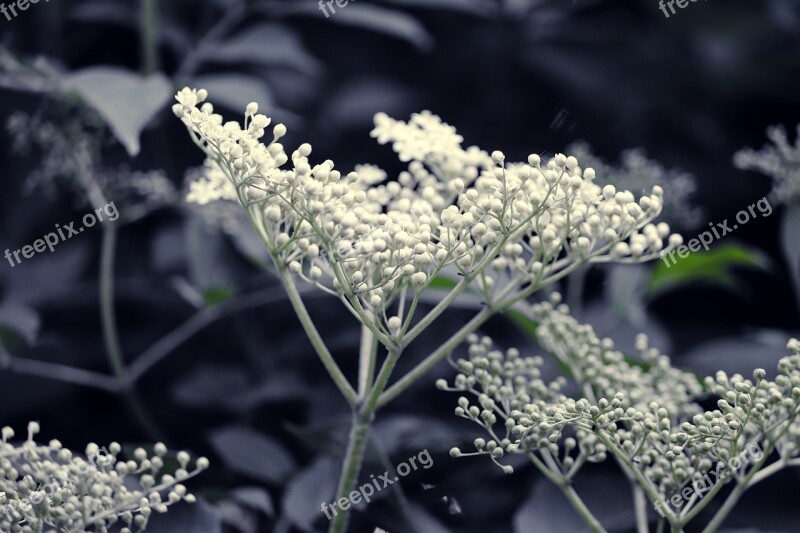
[449,447,462,458]
[388,316,402,332]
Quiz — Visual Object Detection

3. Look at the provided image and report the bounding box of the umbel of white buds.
[173,88,683,338]
[442,304,800,523]
[0,422,208,533]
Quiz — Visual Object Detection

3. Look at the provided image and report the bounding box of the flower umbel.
[174,88,681,340]
[0,422,208,532]
[443,306,800,532]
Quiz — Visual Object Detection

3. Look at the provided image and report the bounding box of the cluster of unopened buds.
[441,301,800,530]
[0,422,208,533]
[173,87,683,340]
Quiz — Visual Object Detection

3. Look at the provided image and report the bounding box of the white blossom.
[443,301,800,530]
[174,87,681,337]
[0,423,208,532]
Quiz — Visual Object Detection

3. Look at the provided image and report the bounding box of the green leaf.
[63,67,171,156]
[428,275,459,290]
[649,244,766,294]
[203,286,235,306]
[0,303,40,347]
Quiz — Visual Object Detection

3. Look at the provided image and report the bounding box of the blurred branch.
[126,285,297,383]
[0,344,120,392]
[139,0,160,74]
[175,0,246,81]
[0,286,300,396]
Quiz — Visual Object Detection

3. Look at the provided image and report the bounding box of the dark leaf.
[282,457,338,532]
[208,426,296,484]
[209,23,321,75]
[232,486,275,517]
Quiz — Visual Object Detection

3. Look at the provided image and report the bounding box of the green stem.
[378,308,492,408]
[357,324,377,399]
[633,484,650,533]
[527,452,606,533]
[329,349,401,532]
[139,0,159,74]
[99,224,163,441]
[328,412,372,533]
[562,484,608,533]
[278,266,358,406]
[100,225,125,380]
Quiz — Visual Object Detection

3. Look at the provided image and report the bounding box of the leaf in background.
[223,372,307,411]
[374,415,465,454]
[380,0,496,17]
[606,264,647,324]
[0,303,40,346]
[145,499,222,533]
[321,4,434,50]
[209,23,321,75]
[680,333,793,378]
[282,457,338,533]
[405,502,451,533]
[648,244,767,294]
[191,74,274,114]
[321,77,417,130]
[203,286,235,306]
[514,469,636,533]
[63,67,171,156]
[268,3,433,51]
[428,275,459,290]
[215,500,256,533]
[2,242,89,305]
[185,214,241,293]
[209,426,295,484]
[173,365,250,408]
[232,487,275,517]
[781,204,800,309]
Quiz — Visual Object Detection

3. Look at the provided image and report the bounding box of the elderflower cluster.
[439,299,700,473]
[443,307,800,518]
[567,141,703,230]
[174,87,680,336]
[734,124,800,205]
[0,422,208,532]
[531,294,703,418]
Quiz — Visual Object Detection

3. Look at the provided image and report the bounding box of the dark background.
[1,0,799,531]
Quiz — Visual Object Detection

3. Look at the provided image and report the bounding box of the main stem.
[328,411,373,533]
[329,349,401,533]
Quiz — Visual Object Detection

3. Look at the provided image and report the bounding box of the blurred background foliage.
[0,0,799,531]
